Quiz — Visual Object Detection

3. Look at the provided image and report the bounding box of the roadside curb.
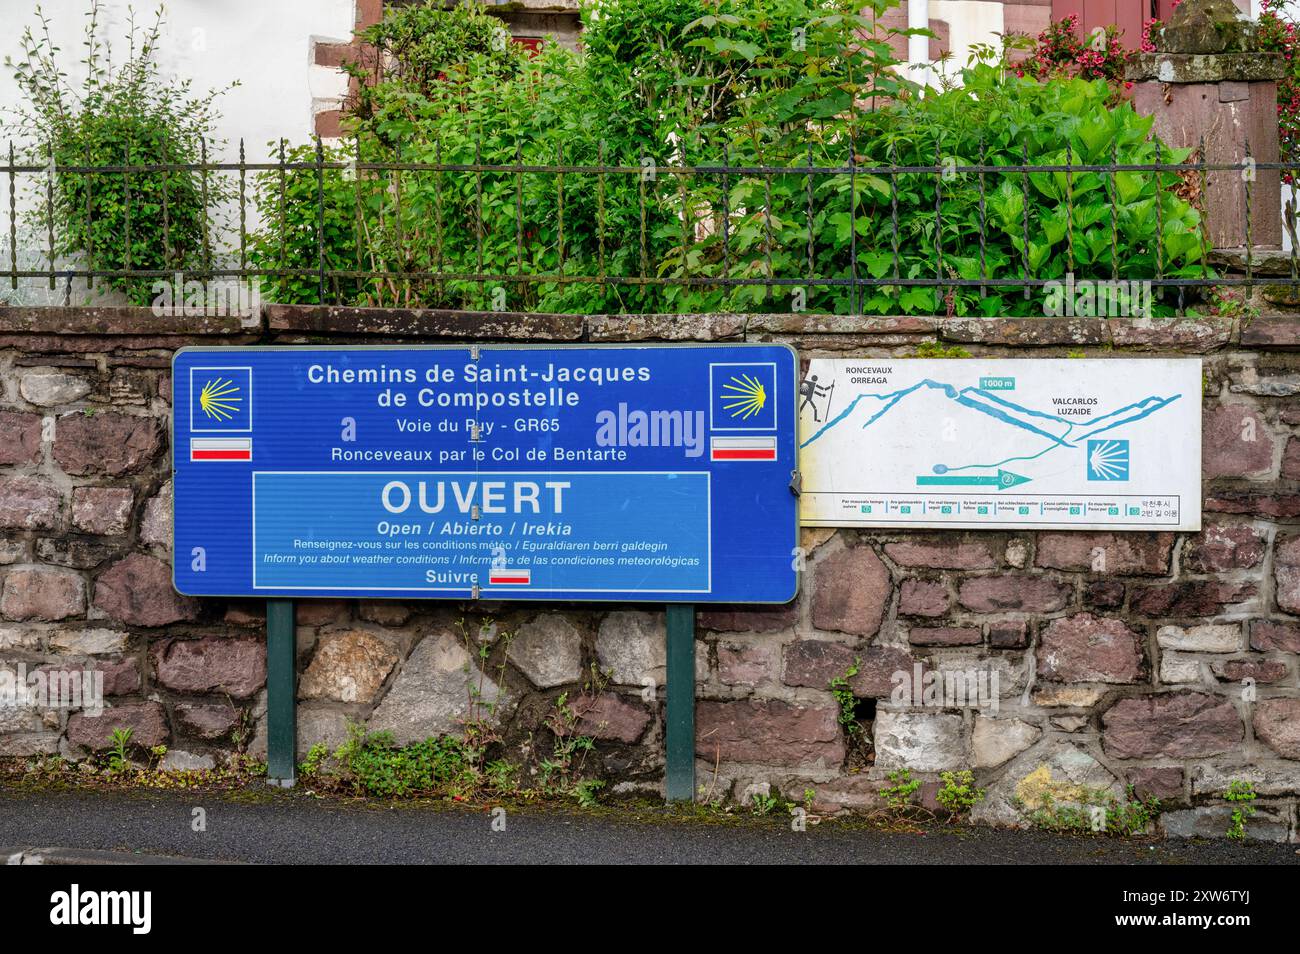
[2,846,241,865]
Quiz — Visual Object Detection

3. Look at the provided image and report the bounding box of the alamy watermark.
[890,663,1000,713]
[1043,272,1153,319]
[0,663,104,716]
[151,273,261,325]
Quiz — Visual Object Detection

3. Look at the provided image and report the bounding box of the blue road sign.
[172,345,798,603]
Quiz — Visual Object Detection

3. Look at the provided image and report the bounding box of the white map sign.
[798,358,1201,531]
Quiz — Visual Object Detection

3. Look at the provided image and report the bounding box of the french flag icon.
[191,437,252,461]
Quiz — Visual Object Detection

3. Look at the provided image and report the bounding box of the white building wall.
[0,0,356,302]
[931,0,1005,80]
[0,0,355,160]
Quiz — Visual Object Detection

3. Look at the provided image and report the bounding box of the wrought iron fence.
[2,136,1295,315]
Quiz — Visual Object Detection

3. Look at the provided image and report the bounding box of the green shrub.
[248,0,1208,316]
[6,2,230,304]
[347,1,524,103]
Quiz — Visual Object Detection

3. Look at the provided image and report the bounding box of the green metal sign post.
[266,599,297,786]
[664,604,696,802]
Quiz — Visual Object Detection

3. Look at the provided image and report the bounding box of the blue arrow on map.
[916,469,1032,489]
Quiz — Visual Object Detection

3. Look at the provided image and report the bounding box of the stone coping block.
[0,306,247,336]
[1126,53,1284,84]
[265,304,583,340]
[0,305,1294,352]
[1210,248,1298,277]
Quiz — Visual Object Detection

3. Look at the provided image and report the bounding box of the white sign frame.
[797,358,1201,532]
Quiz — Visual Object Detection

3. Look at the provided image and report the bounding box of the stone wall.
[1,304,1298,838]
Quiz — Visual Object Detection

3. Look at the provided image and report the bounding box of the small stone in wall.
[151,635,267,698]
[1211,658,1289,683]
[898,579,949,617]
[139,480,173,549]
[884,538,997,570]
[368,630,504,744]
[223,602,265,627]
[957,576,1071,614]
[296,707,351,753]
[35,537,123,571]
[595,610,666,685]
[1275,535,1300,616]
[357,600,412,626]
[988,621,1029,649]
[1050,715,1088,732]
[92,657,141,696]
[66,701,169,750]
[1181,522,1267,573]
[571,692,652,744]
[1201,405,1274,479]
[695,699,844,769]
[909,625,980,647]
[1127,767,1185,803]
[1030,684,1107,708]
[1159,651,1204,685]
[696,604,797,633]
[49,627,128,655]
[53,411,161,477]
[973,743,1122,827]
[19,369,92,407]
[0,476,61,530]
[717,643,773,687]
[811,545,891,637]
[1284,437,1300,480]
[1037,613,1144,683]
[782,640,922,699]
[1035,532,1174,576]
[1129,580,1255,618]
[71,486,134,536]
[1162,806,1292,842]
[508,613,583,689]
[174,703,242,741]
[94,553,197,627]
[0,734,60,758]
[1102,692,1243,759]
[1083,580,1125,609]
[159,750,215,772]
[1156,623,1242,653]
[972,715,1041,768]
[0,566,86,622]
[1250,619,1300,653]
[296,599,349,627]
[873,711,965,773]
[298,628,400,704]
[1252,698,1300,760]
[0,411,43,466]
[0,627,42,651]
[33,659,139,698]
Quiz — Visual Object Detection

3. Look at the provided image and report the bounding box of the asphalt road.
[2,786,1298,865]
